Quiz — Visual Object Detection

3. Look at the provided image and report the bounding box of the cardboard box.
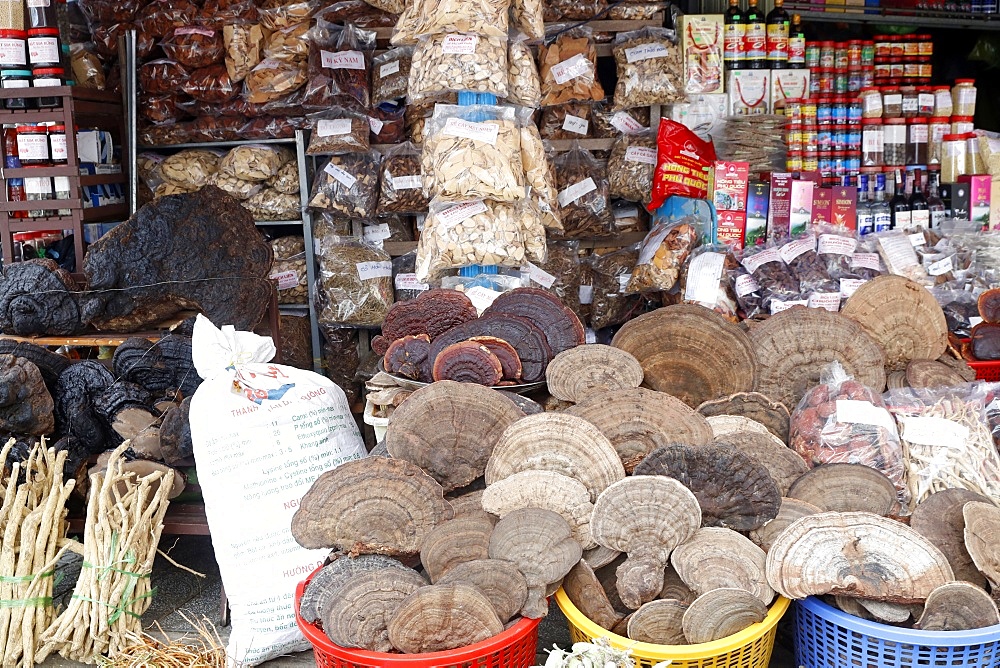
[991,178,1000,231]
[789,180,814,236]
[811,187,833,226]
[671,94,728,142]
[959,174,992,228]
[710,161,750,211]
[727,70,770,116]
[682,16,724,95]
[716,210,747,249]
[770,69,811,113]
[942,182,971,221]
[831,186,858,230]
[767,173,793,239]
[745,181,770,245]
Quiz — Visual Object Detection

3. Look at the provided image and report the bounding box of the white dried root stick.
[0,437,77,667]
[37,442,174,664]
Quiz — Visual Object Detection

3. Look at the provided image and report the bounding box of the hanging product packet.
[608,130,657,206]
[378,141,429,215]
[539,27,604,107]
[507,36,542,107]
[778,231,838,293]
[552,142,612,239]
[303,21,375,110]
[681,243,739,319]
[612,27,685,110]
[681,14,724,96]
[188,315,366,667]
[648,119,717,212]
[315,236,395,327]
[410,0,510,38]
[519,116,562,231]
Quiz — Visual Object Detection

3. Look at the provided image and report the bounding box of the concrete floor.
[39,535,798,667]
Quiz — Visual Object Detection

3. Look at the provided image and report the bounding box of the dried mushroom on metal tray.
[308,151,381,218]
[408,34,509,101]
[612,27,684,110]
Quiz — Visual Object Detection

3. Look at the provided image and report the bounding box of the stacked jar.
[10,123,62,218]
[872,34,932,85]
[806,38,874,97]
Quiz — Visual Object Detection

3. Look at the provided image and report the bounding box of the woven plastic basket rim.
[554,587,790,660]
[800,596,1000,644]
[294,567,541,664]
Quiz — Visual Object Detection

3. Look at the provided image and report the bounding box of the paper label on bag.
[840,278,867,298]
[317,119,352,137]
[625,146,657,165]
[610,111,646,135]
[465,285,501,313]
[362,223,391,245]
[900,416,969,447]
[558,177,597,207]
[26,0,50,6]
[625,42,670,63]
[618,274,632,293]
[818,234,858,256]
[438,200,488,226]
[324,162,357,188]
[368,116,383,135]
[684,252,726,303]
[395,273,430,292]
[523,261,557,288]
[562,114,589,135]
[585,328,597,344]
[321,50,365,70]
[441,34,479,54]
[909,232,926,247]
[879,234,920,272]
[779,237,816,264]
[379,60,400,77]
[741,247,781,274]
[579,285,594,304]
[836,400,896,432]
[356,261,392,281]
[269,269,299,290]
[770,298,809,314]
[927,255,953,276]
[808,291,841,312]
[176,26,215,36]
[443,117,499,145]
[551,54,590,84]
[392,175,422,190]
[735,273,760,297]
[851,252,881,271]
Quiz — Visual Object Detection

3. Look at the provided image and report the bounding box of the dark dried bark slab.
[470,336,521,381]
[82,186,273,332]
[96,382,153,422]
[0,340,70,392]
[159,396,193,465]
[112,338,175,392]
[0,259,85,335]
[971,323,1000,361]
[384,334,431,381]
[483,287,585,356]
[373,289,479,356]
[0,355,53,435]
[431,314,552,383]
[54,361,115,452]
[634,444,781,532]
[157,333,201,397]
[432,342,502,385]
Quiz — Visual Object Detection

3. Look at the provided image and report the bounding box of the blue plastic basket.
[794,596,1000,668]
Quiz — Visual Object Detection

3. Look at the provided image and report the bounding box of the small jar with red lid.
[818,68,835,95]
[882,87,902,118]
[786,150,803,173]
[874,35,891,60]
[847,40,863,68]
[817,97,833,125]
[834,70,849,94]
[0,30,26,67]
[916,34,933,60]
[802,125,818,152]
[906,117,929,165]
[902,36,920,61]
[48,124,66,164]
[26,27,59,67]
[916,86,934,117]
[819,41,836,68]
[901,86,919,118]
[15,124,48,165]
[832,95,848,124]
[835,43,849,69]
[928,116,950,164]
[888,59,904,80]
[31,65,62,107]
[889,35,905,59]
[883,118,907,165]
[952,116,975,135]
[861,41,875,66]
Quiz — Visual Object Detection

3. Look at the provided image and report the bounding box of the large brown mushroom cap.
[681,588,768,644]
[483,286,586,356]
[545,344,644,403]
[322,567,427,652]
[591,476,702,610]
[765,511,954,602]
[749,498,822,553]
[841,275,948,371]
[712,432,808,496]
[384,380,524,492]
[906,359,966,389]
[705,415,772,439]
[748,308,886,409]
[437,559,527,623]
[446,488,492,521]
[291,457,453,554]
[633,444,781,532]
[485,412,625,503]
[419,516,494,583]
[671,527,774,605]
[658,564,696,604]
[566,388,713,472]
[387,583,504,653]
[563,559,623,631]
[963,501,1000,589]
[916,581,1000,631]
[488,507,582,618]
[910,489,991,588]
[299,554,412,625]
[697,392,791,443]
[481,470,595,549]
[627,599,688,645]
[611,304,758,408]
[787,463,898,515]
[583,545,622,570]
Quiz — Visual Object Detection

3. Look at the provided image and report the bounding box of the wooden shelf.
[789,3,1000,29]
[0,312,195,347]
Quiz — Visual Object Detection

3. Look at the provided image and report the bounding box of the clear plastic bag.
[263,22,311,61]
[519,122,562,232]
[369,104,407,143]
[520,196,548,264]
[139,94,189,125]
[137,152,165,191]
[223,23,264,83]
[308,151,381,218]
[626,218,699,294]
[305,107,370,155]
[182,64,240,104]
[244,57,307,104]
[544,0,605,20]
[159,149,221,189]
[321,325,361,404]
[360,215,414,248]
[270,235,308,304]
[415,199,527,280]
[507,38,542,108]
[390,0,421,46]
[243,187,301,221]
[522,240,581,317]
[738,241,800,309]
[378,141,428,215]
[592,101,650,137]
[728,265,764,319]
[315,236,394,327]
[608,2,665,19]
[589,245,641,330]
[681,243,739,319]
[872,229,930,284]
[268,161,300,194]
[371,47,412,106]
[421,104,524,203]
[321,0,399,27]
[612,27,684,110]
[815,225,860,280]
[257,0,317,30]
[161,25,224,68]
[611,200,650,235]
[208,172,264,200]
[392,251,431,301]
[198,0,257,27]
[219,144,293,182]
[539,103,591,140]
[304,21,374,110]
[607,130,657,205]
[511,0,544,39]
[408,34,508,101]
[139,59,188,95]
[70,44,106,90]
[681,14,724,96]
[410,0,509,38]
[552,142,612,238]
[791,361,908,508]
[779,232,838,293]
[539,28,604,106]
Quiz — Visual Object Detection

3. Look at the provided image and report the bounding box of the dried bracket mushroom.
[786,463,898,516]
[682,588,767,644]
[916,581,1000,631]
[910,488,990,588]
[670,527,774,605]
[697,392,791,443]
[436,559,528,623]
[483,288,586,356]
[431,341,503,385]
[372,288,478,355]
[387,584,504,653]
[712,431,808,496]
[481,470,595,549]
[748,497,822,553]
[322,567,427,651]
[626,599,687,644]
[545,344,643,403]
[428,313,551,384]
[563,559,624,631]
[963,501,1000,590]
[299,554,413,625]
[419,515,494,583]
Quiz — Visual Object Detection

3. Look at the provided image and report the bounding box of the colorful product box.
[959,174,992,229]
[830,186,858,231]
[710,161,750,212]
[717,210,747,249]
[769,69,811,113]
[789,179,814,236]
[682,15,724,95]
[726,70,770,116]
[767,173,793,239]
[942,182,971,221]
[745,181,770,246]
[811,187,833,226]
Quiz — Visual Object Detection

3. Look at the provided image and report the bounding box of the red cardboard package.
[649,119,717,212]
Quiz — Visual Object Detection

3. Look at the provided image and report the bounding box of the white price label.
[734,273,760,297]
[523,261,557,288]
[368,116,384,135]
[840,278,867,298]
[392,175,422,190]
[817,234,858,256]
[625,146,657,165]
[770,298,808,314]
[269,269,299,290]
[317,118,352,137]
[324,162,357,188]
[441,34,479,54]
[779,237,816,264]
[610,112,646,135]
[442,117,499,145]
[551,54,591,85]
[465,285,501,313]
[356,261,392,281]
[0,38,26,66]
[684,252,725,304]
[558,177,597,207]
[562,114,589,135]
[437,200,488,226]
[927,255,954,276]
[16,134,47,161]
[909,232,927,247]
[900,416,969,447]
[625,42,670,63]
[878,234,920,273]
[808,292,841,312]
[835,400,896,433]
[618,274,632,293]
[585,328,597,344]
[321,49,365,70]
[379,60,400,78]
[851,252,881,271]
[26,0,50,6]
[28,36,59,64]
[362,223,391,245]
[579,284,594,304]
[395,273,430,292]
[741,247,781,274]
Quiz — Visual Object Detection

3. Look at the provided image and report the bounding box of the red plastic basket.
[966,358,1000,382]
[295,566,541,668]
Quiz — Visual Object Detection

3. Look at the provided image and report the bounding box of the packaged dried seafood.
[539,28,604,106]
[553,143,612,238]
[304,21,374,110]
[308,152,381,218]
[415,199,527,280]
[626,218,699,293]
[408,34,509,101]
[607,131,657,205]
[378,141,429,215]
[316,236,394,327]
[305,107,370,154]
[612,27,684,110]
[507,38,541,107]
[371,47,412,105]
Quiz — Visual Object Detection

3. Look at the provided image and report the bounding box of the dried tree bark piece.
[388,583,504,653]
[0,259,84,335]
[384,334,431,381]
[483,287,585,357]
[54,361,115,452]
[437,559,527,623]
[372,289,478,356]
[0,355,53,435]
[431,314,552,383]
[432,342,503,385]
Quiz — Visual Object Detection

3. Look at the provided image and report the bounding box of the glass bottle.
[857,173,874,235]
[724,0,745,71]
[909,169,930,229]
[872,173,891,232]
[2,125,25,219]
[743,0,766,69]
[926,171,946,228]
[889,169,911,230]
[766,0,790,69]
[787,13,805,69]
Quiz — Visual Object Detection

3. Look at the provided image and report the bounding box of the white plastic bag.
[188,315,366,666]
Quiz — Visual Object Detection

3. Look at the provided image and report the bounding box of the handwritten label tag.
[625,42,670,63]
[558,177,597,207]
[356,261,392,281]
[551,54,590,84]
[437,200,488,226]
[379,60,400,77]
[523,261,557,288]
[836,400,896,432]
[317,119,352,137]
[562,114,589,135]
[324,162,356,188]
[269,270,299,290]
[395,273,430,292]
[625,146,657,165]
[321,50,365,70]
[392,175,422,190]
[443,117,499,145]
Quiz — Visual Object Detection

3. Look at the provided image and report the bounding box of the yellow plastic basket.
[554,588,790,668]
